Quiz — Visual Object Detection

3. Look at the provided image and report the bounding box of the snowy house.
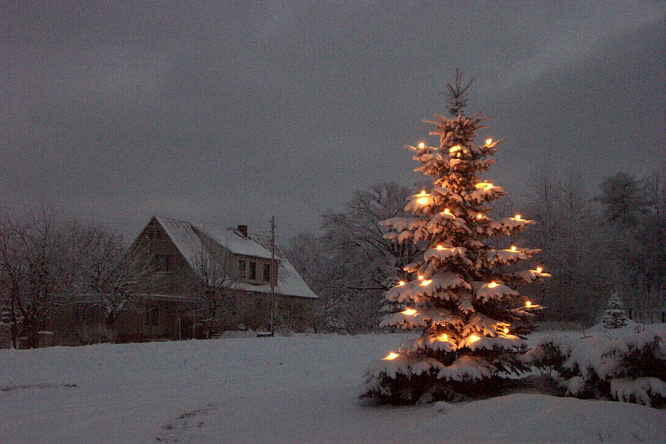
[124,216,320,337]
[42,216,319,343]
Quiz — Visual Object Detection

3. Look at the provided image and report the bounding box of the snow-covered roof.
[155,216,208,271]
[232,258,319,299]
[152,216,318,300]
[200,225,272,260]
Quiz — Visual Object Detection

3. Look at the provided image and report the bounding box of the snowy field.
[1,333,664,443]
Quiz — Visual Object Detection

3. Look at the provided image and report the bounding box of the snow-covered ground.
[1,333,664,443]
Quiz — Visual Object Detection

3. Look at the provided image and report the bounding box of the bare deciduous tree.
[69,222,165,327]
[0,208,71,348]
[289,182,419,332]
[186,230,238,338]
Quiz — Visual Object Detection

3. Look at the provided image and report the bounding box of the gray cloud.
[1,1,664,242]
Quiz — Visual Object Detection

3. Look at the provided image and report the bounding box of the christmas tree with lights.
[360,78,549,404]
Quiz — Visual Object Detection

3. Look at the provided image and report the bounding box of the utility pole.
[269,215,275,337]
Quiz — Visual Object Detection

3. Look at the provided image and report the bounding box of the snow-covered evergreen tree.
[360,104,549,404]
[602,293,629,329]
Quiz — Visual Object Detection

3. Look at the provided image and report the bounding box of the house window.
[249,261,257,280]
[263,263,271,282]
[144,306,159,326]
[155,255,173,272]
[238,260,246,278]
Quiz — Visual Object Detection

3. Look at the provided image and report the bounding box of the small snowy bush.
[527,328,665,407]
[602,293,629,329]
[78,325,117,345]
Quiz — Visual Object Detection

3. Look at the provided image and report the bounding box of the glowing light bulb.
[510,245,517,252]
[402,308,416,316]
[469,334,480,343]
[525,300,532,307]
[443,208,451,214]
[449,145,461,153]
[420,279,432,286]
[477,213,484,220]
[503,327,509,334]
[418,275,424,281]
[436,245,444,250]
[418,142,425,149]
[398,280,406,286]
[515,214,522,220]
[485,138,493,145]
[536,267,543,273]
[438,333,448,341]
[384,352,399,360]
[419,190,427,196]
[488,282,499,288]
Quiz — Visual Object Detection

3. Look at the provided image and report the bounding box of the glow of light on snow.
[449,145,461,154]
[475,182,493,190]
[488,282,499,288]
[469,334,480,343]
[383,352,399,360]
[402,308,416,316]
[438,333,448,341]
[420,279,432,286]
[415,190,431,205]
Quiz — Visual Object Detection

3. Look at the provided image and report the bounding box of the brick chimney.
[237,225,248,237]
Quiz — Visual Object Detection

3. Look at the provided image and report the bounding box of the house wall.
[231,290,317,332]
[38,290,317,345]
[43,298,191,344]
[134,218,192,295]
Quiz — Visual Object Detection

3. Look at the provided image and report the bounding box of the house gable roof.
[151,216,318,300]
[154,216,207,271]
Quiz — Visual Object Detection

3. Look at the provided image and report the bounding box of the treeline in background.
[287,170,664,333]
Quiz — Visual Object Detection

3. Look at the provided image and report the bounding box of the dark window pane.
[151,307,159,326]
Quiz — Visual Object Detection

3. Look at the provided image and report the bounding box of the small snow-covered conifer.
[360,80,549,404]
[602,293,629,329]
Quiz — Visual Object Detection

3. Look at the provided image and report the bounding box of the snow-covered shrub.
[78,325,117,345]
[602,293,629,329]
[527,329,665,407]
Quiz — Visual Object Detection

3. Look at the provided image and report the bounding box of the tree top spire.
[441,68,474,117]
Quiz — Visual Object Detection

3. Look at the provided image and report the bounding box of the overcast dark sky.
[2,1,664,243]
